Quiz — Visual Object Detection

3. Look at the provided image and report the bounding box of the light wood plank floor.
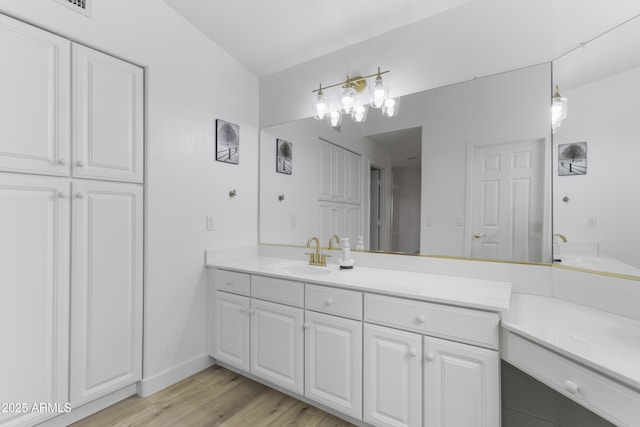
[71,365,356,427]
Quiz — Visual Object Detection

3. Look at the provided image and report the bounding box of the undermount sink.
[267,261,334,276]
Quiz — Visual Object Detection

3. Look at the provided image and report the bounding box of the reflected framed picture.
[276,139,292,175]
[216,119,239,164]
[558,142,587,176]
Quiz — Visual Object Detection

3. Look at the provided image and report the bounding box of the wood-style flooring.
[71,365,355,427]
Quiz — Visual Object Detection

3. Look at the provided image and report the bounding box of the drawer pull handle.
[416,314,426,323]
[564,380,579,395]
[324,298,334,306]
[303,323,310,329]
[425,352,435,361]
[226,280,233,286]
[409,348,418,357]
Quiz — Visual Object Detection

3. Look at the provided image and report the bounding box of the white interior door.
[467,139,544,261]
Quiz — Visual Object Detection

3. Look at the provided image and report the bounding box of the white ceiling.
[164,0,640,79]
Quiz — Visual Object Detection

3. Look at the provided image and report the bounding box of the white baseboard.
[137,354,215,397]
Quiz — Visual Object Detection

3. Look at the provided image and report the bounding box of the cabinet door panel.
[214,291,250,371]
[71,180,143,405]
[73,44,144,182]
[305,311,362,419]
[0,174,70,426]
[319,140,333,200]
[332,148,347,202]
[424,336,500,427]
[251,299,304,394]
[346,151,362,204]
[364,324,422,427]
[0,14,70,176]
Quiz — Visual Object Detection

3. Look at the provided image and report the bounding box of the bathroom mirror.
[260,63,553,264]
[552,15,640,278]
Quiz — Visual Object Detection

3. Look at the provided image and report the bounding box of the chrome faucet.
[553,233,568,243]
[328,234,340,250]
[306,236,329,266]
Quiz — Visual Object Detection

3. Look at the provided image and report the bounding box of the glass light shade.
[381,97,400,117]
[369,75,388,108]
[339,86,357,114]
[327,110,342,127]
[551,95,568,133]
[312,89,328,120]
[351,103,369,122]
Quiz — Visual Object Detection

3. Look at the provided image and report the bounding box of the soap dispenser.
[339,237,354,270]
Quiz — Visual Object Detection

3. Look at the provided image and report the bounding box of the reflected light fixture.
[312,67,396,127]
[552,85,568,133]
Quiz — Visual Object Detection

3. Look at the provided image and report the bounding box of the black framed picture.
[276,139,292,174]
[216,119,239,164]
[558,142,587,176]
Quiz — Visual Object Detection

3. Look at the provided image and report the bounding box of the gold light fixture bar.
[312,68,390,93]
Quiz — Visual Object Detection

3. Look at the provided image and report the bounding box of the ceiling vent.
[53,0,92,17]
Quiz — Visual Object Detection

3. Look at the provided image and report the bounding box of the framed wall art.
[558,142,587,176]
[216,119,239,164]
[276,139,292,174]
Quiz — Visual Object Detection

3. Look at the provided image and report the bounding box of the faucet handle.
[305,252,316,264]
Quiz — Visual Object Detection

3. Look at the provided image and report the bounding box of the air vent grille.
[53,0,92,17]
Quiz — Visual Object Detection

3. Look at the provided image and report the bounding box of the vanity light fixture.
[312,67,396,127]
[552,85,568,133]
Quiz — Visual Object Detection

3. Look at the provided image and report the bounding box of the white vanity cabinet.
[209,266,504,427]
[364,323,423,427]
[304,284,363,419]
[212,271,305,395]
[423,336,500,427]
[364,293,501,427]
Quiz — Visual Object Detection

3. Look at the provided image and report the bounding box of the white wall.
[553,66,640,269]
[0,0,259,393]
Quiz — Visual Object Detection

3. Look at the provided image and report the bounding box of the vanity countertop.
[502,293,640,390]
[206,255,512,312]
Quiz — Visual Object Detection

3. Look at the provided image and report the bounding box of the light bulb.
[312,85,328,120]
[351,104,369,122]
[369,69,388,108]
[327,110,342,127]
[381,97,400,117]
[339,86,357,114]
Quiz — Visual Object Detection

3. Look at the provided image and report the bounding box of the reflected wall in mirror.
[552,15,640,277]
[260,63,552,263]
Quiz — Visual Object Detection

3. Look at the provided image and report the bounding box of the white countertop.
[206,256,512,312]
[502,293,640,390]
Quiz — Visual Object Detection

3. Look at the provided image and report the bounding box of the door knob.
[76,161,85,168]
[473,232,486,239]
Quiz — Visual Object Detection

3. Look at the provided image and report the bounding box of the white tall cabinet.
[0,13,144,426]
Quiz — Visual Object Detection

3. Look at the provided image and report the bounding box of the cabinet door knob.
[324,298,334,306]
[303,323,311,329]
[76,161,85,168]
[409,348,418,357]
[248,308,255,315]
[425,352,435,361]
[564,380,579,395]
[75,192,85,199]
[240,308,247,313]
[57,191,66,199]
[57,158,66,166]
[416,314,426,323]
[225,280,233,286]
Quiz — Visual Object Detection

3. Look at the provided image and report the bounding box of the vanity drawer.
[503,331,640,427]
[305,284,362,320]
[215,269,250,296]
[364,293,499,349]
[251,275,304,307]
